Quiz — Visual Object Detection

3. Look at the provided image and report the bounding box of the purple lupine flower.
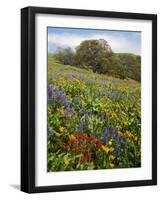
[103,129,109,145]
[116,135,122,143]
[78,109,83,116]
[79,123,83,132]
[108,90,113,99]
[80,77,84,81]
[48,85,54,99]
[115,145,120,155]
[61,88,65,95]
[58,91,65,101]
[65,109,71,119]
[123,138,127,149]
[111,126,115,137]
[64,98,69,108]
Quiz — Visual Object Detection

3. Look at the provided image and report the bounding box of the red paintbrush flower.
[88,134,95,140]
[86,142,92,148]
[75,146,83,153]
[95,140,102,148]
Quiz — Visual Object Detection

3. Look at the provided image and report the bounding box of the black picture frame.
[21,6,157,193]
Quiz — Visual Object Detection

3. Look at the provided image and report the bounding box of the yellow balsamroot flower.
[111,112,117,119]
[64,155,69,166]
[126,131,133,138]
[101,145,114,154]
[116,125,121,129]
[59,127,65,133]
[108,140,112,146]
[109,155,115,161]
[76,79,81,85]
[109,147,114,152]
[101,145,110,154]
[123,120,128,126]
[118,130,124,137]
[68,134,76,142]
[60,109,65,116]
[60,77,66,84]
[109,163,115,168]
[134,136,138,141]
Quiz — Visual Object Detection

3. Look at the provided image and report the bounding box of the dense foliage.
[55,47,75,65]
[47,55,141,171]
[116,53,141,81]
[55,39,141,81]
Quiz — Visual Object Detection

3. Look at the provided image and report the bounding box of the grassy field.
[47,53,141,171]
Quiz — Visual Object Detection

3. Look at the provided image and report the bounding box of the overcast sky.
[48,27,141,55]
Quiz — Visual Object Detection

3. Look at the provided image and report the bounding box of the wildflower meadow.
[47,54,141,171]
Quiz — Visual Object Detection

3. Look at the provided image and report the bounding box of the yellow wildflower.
[109,163,115,168]
[111,112,117,119]
[118,130,123,137]
[60,109,65,116]
[101,145,110,154]
[116,125,121,129]
[109,147,114,152]
[123,120,128,126]
[76,79,81,85]
[108,140,112,146]
[59,127,65,133]
[134,136,138,141]
[109,155,115,161]
[126,131,133,138]
[64,155,69,166]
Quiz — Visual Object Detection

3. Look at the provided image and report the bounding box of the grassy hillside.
[47,53,141,171]
[48,53,140,89]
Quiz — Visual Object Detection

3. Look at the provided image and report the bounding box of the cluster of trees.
[116,53,141,81]
[55,39,141,81]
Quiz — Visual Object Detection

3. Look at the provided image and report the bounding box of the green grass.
[48,53,140,89]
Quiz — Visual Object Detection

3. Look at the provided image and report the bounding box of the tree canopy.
[54,39,141,81]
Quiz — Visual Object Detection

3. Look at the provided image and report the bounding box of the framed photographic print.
[21,6,157,193]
